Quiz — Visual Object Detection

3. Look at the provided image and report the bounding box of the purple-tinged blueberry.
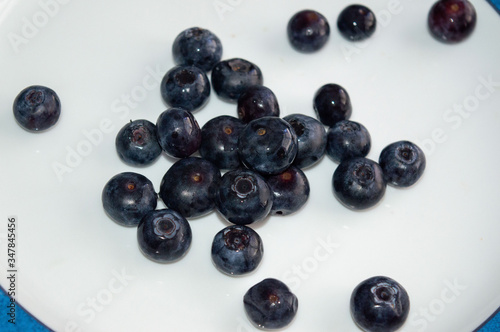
[428,0,476,43]
[378,141,426,188]
[313,83,352,127]
[172,27,223,72]
[287,9,330,52]
[13,85,61,132]
[337,4,377,41]
[266,166,310,216]
[115,119,162,166]
[326,120,371,163]
[211,58,263,102]
[237,85,280,123]
[156,108,201,158]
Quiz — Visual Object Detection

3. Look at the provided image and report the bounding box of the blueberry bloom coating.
[237,85,280,123]
[13,85,61,132]
[159,157,221,218]
[428,0,476,43]
[102,172,157,226]
[214,168,273,225]
[326,120,371,163]
[172,27,223,72]
[211,58,263,102]
[115,119,162,166]
[160,65,210,112]
[156,108,201,158]
[337,4,377,41]
[243,278,298,330]
[333,157,386,210]
[238,116,298,175]
[137,209,192,263]
[287,9,330,52]
[313,83,352,127]
[378,141,426,188]
[283,113,326,169]
[266,166,310,216]
[199,115,245,170]
[350,276,410,332]
[211,225,263,276]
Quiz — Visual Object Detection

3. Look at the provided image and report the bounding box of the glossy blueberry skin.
[211,225,263,276]
[350,276,410,332]
[428,0,476,43]
[13,85,61,132]
[159,157,221,218]
[115,119,162,166]
[237,85,280,124]
[160,65,210,112]
[137,209,192,263]
[102,172,157,226]
[243,278,298,330]
[211,58,263,102]
[238,116,298,175]
[199,115,245,170]
[326,120,371,164]
[378,141,426,188]
[333,157,386,210]
[172,27,223,72]
[314,84,352,127]
[156,108,201,158]
[266,166,310,216]
[337,5,377,41]
[287,9,330,53]
[214,168,273,225]
[283,113,326,169]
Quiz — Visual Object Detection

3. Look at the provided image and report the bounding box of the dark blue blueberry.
[314,83,352,127]
[13,85,61,132]
[160,65,210,112]
[266,166,310,216]
[333,157,386,210]
[102,172,157,226]
[159,157,221,218]
[214,168,273,225]
[199,115,245,170]
[237,85,280,123]
[172,27,223,72]
[211,225,263,276]
[243,278,298,330]
[283,113,326,169]
[287,9,330,52]
[156,108,201,158]
[137,209,192,263]
[378,141,426,188]
[350,276,410,332]
[211,58,263,102]
[238,116,298,175]
[337,5,377,41]
[428,0,476,43]
[326,120,371,163]
[115,119,162,166]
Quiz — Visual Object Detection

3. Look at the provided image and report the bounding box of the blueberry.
[211,225,263,276]
[326,120,371,163]
[214,168,273,225]
[333,157,386,210]
[102,172,157,226]
[428,0,476,43]
[243,278,298,330]
[350,276,410,332]
[337,4,377,41]
[283,113,326,169]
[160,65,211,112]
[137,209,192,263]
[172,27,223,72]
[13,85,61,132]
[238,116,298,175]
[156,107,201,158]
[211,58,263,102]
[378,141,426,188]
[115,119,162,166]
[313,83,352,127]
[159,157,221,218]
[199,115,245,170]
[266,166,310,216]
[237,85,280,123]
[287,9,330,52]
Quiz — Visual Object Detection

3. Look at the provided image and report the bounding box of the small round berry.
[172,27,223,72]
[287,9,330,52]
[337,4,377,41]
[211,58,263,102]
[428,0,477,43]
[13,85,61,132]
[378,141,426,187]
[313,83,352,127]
[115,119,162,166]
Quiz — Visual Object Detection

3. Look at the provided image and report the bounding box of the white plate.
[1,0,499,331]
